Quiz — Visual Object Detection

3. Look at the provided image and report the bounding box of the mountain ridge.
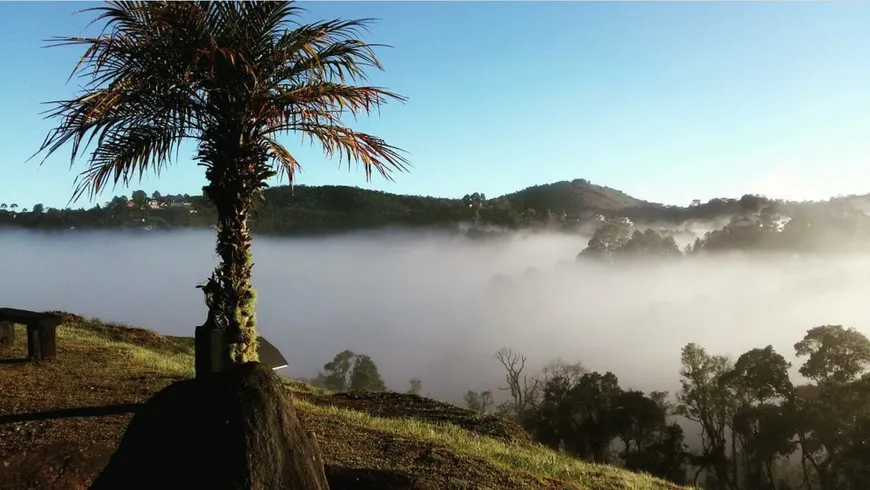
[2,178,868,236]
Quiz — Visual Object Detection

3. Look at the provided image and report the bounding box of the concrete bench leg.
[27,324,57,360]
[0,321,13,350]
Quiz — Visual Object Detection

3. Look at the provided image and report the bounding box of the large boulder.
[89,362,328,490]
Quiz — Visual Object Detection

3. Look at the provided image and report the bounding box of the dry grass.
[0,315,688,490]
[0,319,191,460]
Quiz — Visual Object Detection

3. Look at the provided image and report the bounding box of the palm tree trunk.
[212,192,259,364]
[200,136,262,369]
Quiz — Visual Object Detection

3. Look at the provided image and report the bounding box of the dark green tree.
[317,350,386,393]
[676,343,734,489]
[791,326,870,490]
[348,354,386,392]
[579,218,631,261]
[568,371,623,463]
[320,349,356,392]
[617,229,682,259]
[721,346,796,489]
[131,190,148,209]
[794,325,870,386]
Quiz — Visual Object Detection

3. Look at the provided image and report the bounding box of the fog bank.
[2,227,869,401]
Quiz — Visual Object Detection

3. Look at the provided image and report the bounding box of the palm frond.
[266,82,405,128]
[294,122,408,181]
[271,18,385,84]
[72,124,181,203]
[261,79,408,181]
[37,0,408,203]
[33,1,209,202]
[262,137,301,186]
[240,1,302,53]
[81,1,154,40]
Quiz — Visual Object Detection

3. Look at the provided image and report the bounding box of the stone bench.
[0,308,64,361]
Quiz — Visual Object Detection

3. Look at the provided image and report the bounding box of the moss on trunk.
[213,202,259,364]
[200,127,264,365]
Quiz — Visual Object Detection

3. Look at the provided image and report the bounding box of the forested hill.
[252,179,663,234]
[0,178,868,237]
[498,179,656,214]
[0,178,659,235]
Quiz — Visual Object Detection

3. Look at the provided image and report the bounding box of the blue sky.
[1,1,870,210]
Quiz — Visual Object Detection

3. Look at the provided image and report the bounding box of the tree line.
[5,184,870,252]
[302,349,424,396]
[477,325,870,490]
[318,325,870,489]
[0,186,530,235]
[579,201,870,259]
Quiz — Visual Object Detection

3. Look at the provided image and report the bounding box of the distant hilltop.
[1,178,868,237]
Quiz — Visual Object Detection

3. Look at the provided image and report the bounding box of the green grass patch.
[296,400,683,490]
[58,321,194,378]
[282,378,330,396]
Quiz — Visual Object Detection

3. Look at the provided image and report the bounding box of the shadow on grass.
[0,358,31,364]
[0,403,142,425]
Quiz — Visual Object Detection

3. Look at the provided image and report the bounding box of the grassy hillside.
[0,314,687,490]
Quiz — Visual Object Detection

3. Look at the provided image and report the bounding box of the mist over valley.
[4,223,867,404]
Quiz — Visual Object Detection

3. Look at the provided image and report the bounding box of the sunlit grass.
[58,321,194,377]
[296,400,686,490]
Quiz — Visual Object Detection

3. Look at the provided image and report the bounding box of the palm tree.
[33,1,408,371]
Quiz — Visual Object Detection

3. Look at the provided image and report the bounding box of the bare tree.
[479,390,494,414]
[495,348,541,419]
[463,390,494,414]
[540,358,587,386]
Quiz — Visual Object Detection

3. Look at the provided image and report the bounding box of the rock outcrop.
[90,362,329,490]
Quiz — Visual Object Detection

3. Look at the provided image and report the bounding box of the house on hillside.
[169,201,197,213]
